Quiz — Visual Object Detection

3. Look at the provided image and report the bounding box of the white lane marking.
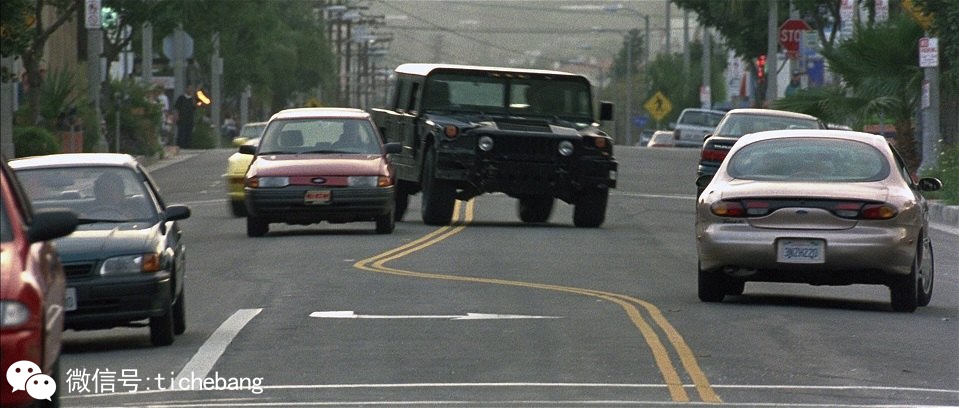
[310,311,563,320]
[174,308,262,389]
[179,199,228,206]
[53,402,959,408]
[613,192,695,201]
[61,382,959,408]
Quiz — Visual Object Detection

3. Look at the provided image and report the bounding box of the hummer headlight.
[478,136,494,152]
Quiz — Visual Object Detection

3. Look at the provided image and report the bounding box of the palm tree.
[774,14,925,171]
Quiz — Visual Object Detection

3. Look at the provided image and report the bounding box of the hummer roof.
[395,63,584,78]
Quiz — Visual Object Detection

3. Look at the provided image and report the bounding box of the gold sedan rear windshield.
[727,138,890,182]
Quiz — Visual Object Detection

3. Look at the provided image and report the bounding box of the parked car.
[695,130,942,312]
[671,108,724,148]
[697,109,825,195]
[646,130,675,148]
[636,128,656,147]
[225,122,268,217]
[11,154,191,346]
[241,108,401,237]
[1,157,77,408]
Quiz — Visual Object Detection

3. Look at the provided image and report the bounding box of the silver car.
[695,130,942,312]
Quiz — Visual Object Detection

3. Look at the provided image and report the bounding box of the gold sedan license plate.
[777,239,825,263]
[304,190,331,205]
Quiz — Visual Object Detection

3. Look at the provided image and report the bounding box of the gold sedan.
[695,129,942,312]
[224,121,267,216]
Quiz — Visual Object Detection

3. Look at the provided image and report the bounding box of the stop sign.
[779,19,812,55]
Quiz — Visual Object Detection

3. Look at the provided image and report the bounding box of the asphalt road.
[58,147,958,407]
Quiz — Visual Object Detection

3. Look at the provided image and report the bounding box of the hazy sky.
[363,0,699,72]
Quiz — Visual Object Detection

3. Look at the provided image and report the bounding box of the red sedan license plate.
[304,190,331,205]
[65,287,77,312]
[777,239,825,264]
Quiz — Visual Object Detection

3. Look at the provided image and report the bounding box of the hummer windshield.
[422,73,594,124]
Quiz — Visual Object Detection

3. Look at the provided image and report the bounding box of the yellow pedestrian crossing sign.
[644,91,672,121]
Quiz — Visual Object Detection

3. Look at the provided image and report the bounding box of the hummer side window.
[408,82,420,112]
[396,78,412,112]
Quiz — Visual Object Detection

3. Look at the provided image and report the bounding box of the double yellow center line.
[354,200,720,403]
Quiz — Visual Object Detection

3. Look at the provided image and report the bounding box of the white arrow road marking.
[310,311,563,320]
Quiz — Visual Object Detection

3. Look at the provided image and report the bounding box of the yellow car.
[225,121,267,216]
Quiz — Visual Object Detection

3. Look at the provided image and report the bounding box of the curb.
[928,201,959,230]
[136,146,200,172]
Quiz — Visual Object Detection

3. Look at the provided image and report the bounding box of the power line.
[388,26,634,35]
[372,0,543,60]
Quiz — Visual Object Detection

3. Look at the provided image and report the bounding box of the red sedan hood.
[250,154,387,177]
[720,179,889,202]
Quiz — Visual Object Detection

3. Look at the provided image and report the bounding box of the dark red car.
[241,108,401,237]
[1,157,77,408]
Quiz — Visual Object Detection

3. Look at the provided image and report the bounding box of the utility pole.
[701,28,711,109]
[644,15,650,65]
[1,57,14,156]
[87,0,107,152]
[625,34,633,146]
[765,0,779,104]
[920,36,940,172]
[664,0,671,54]
[142,22,153,84]
[682,10,690,74]
[211,32,222,148]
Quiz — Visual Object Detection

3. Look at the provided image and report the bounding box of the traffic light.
[756,54,767,82]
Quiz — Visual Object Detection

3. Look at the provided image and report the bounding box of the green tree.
[169,0,335,115]
[611,29,644,80]
[774,14,925,170]
[641,41,728,126]
[0,0,33,76]
[1,0,79,124]
[98,0,334,122]
[671,0,845,58]
[101,0,180,83]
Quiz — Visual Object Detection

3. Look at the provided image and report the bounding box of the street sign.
[919,37,939,68]
[632,115,648,129]
[779,19,812,57]
[800,31,819,57]
[643,91,672,122]
[85,0,101,29]
[162,32,194,60]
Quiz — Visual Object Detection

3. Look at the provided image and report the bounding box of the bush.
[102,80,162,157]
[190,121,216,149]
[923,144,959,205]
[13,127,60,158]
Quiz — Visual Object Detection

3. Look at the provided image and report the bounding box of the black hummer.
[371,63,617,227]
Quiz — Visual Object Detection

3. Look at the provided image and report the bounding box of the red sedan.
[240,108,402,237]
[1,158,77,407]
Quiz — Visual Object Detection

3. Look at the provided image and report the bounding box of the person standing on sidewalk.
[173,84,197,148]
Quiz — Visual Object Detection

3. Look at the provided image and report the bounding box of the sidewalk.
[928,200,959,232]
[136,147,959,232]
[136,146,201,172]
